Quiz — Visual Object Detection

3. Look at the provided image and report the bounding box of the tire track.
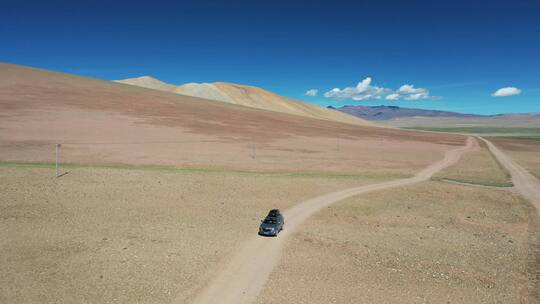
[188,137,475,304]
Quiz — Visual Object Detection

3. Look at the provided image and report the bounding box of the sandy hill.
[115,76,177,92]
[175,82,234,103]
[115,77,368,126]
[0,63,463,173]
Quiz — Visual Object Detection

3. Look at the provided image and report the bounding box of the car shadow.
[258,233,278,237]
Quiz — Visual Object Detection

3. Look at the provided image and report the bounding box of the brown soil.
[488,137,540,178]
[435,137,512,186]
[257,181,538,304]
[0,63,464,176]
[0,165,383,304]
[191,138,474,304]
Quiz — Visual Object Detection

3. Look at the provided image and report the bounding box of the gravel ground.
[0,165,385,304]
[257,181,539,304]
[434,138,512,186]
[489,137,540,179]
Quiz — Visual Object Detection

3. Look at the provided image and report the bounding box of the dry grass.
[434,138,512,187]
[489,137,540,179]
[0,165,386,304]
[257,181,539,304]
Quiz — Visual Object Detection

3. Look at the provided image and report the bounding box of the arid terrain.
[191,138,475,304]
[488,137,540,179]
[434,137,512,187]
[115,76,367,126]
[384,115,540,129]
[256,137,540,304]
[257,181,538,303]
[0,164,386,304]
[375,111,540,138]
[1,63,539,304]
[0,63,463,177]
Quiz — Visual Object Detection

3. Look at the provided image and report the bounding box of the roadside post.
[56,143,61,177]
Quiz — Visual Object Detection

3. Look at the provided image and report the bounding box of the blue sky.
[1,0,539,114]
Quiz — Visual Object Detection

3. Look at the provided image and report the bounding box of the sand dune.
[115,77,371,126]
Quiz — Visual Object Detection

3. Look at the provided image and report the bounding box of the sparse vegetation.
[489,137,540,178]
[0,161,406,180]
[433,177,513,187]
[1,63,538,304]
[258,181,538,303]
[0,165,385,303]
[433,138,513,187]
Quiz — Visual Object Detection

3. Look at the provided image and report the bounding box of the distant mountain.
[492,112,540,119]
[329,105,486,121]
[114,78,372,126]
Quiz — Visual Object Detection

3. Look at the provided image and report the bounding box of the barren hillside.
[0,63,464,175]
[115,77,370,126]
[115,76,177,92]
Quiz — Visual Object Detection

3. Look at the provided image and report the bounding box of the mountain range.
[329,105,540,121]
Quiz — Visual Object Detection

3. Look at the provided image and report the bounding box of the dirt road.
[187,137,475,304]
[481,137,540,214]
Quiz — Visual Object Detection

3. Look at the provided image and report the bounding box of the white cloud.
[324,77,390,101]
[385,93,400,100]
[305,89,318,97]
[356,77,372,93]
[324,78,434,101]
[398,84,424,94]
[405,92,429,100]
[492,87,521,97]
[398,84,431,100]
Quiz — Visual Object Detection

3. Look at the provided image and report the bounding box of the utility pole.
[250,143,256,159]
[55,143,61,177]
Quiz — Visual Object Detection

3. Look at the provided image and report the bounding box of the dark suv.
[258,209,284,236]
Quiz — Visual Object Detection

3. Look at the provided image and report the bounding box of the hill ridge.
[115,77,371,126]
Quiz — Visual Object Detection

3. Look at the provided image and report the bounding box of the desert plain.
[1,63,540,304]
